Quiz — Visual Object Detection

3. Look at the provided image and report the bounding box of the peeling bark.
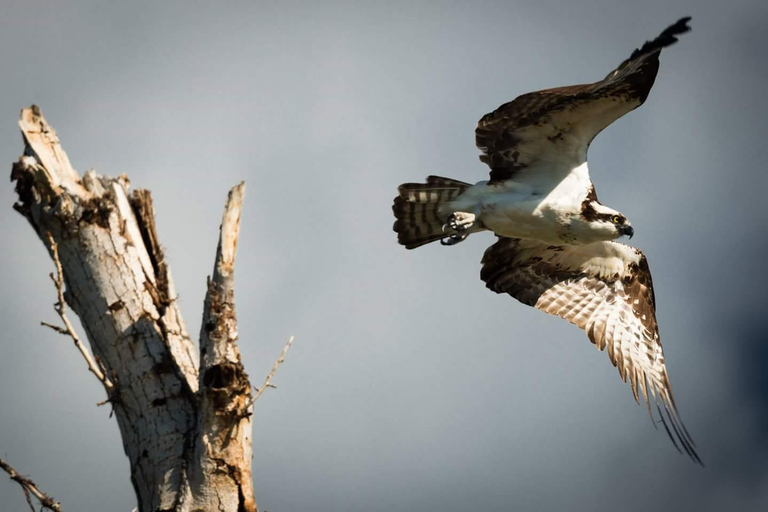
[187,183,256,512]
[10,106,258,512]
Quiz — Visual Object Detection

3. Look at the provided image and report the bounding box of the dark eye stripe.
[582,204,624,224]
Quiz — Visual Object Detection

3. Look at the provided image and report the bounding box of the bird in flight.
[393,17,700,463]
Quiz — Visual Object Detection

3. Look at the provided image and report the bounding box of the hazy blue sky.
[1,1,767,511]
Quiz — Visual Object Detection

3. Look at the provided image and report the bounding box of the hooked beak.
[621,225,635,239]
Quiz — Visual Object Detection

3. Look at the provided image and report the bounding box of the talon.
[440,233,469,246]
[447,211,476,232]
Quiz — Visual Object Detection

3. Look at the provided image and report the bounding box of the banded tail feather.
[393,175,470,249]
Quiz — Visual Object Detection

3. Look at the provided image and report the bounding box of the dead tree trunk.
[10,105,263,511]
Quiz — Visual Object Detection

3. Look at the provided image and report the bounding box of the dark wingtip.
[659,16,692,44]
[629,17,692,61]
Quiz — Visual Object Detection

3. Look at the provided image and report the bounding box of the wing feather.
[629,368,640,403]
[480,236,701,464]
[476,17,691,183]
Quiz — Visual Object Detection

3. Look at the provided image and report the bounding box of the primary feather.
[481,238,701,464]
[392,18,699,463]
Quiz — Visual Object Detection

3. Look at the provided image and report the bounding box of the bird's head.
[579,201,634,242]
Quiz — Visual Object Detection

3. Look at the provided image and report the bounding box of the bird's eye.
[611,215,622,224]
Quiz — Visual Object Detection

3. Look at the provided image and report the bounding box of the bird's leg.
[445,211,476,232]
[440,211,477,246]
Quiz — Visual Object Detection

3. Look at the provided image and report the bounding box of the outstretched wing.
[480,237,701,464]
[476,17,691,183]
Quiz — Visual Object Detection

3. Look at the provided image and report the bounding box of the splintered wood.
[10,106,262,512]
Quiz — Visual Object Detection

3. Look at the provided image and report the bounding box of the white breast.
[457,162,593,244]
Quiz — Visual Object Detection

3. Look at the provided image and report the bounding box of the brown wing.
[476,17,691,183]
[481,237,701,464]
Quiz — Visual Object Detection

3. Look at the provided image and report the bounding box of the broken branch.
[43,232,114,393]
[252,335,295,403]
[0,457,62,512]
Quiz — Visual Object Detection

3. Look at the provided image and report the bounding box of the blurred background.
[1,1,767,510]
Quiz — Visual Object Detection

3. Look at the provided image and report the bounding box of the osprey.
[393,18,700,463]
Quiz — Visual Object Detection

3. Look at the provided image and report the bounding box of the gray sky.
[1,1,767,511]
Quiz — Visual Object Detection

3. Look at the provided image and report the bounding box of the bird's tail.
[392,175,471,249]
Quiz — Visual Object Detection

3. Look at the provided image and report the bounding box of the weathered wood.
[10,106,257,512]
[187,182,256,511]
[0,457,61,512]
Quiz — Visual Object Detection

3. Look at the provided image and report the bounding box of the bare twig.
[42,233,114,394]
[0,457,62,511]
[252,335,295,403]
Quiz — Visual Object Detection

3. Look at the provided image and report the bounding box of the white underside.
[442,161,601,245]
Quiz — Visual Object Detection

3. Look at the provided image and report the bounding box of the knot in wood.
[203,362,244,391]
